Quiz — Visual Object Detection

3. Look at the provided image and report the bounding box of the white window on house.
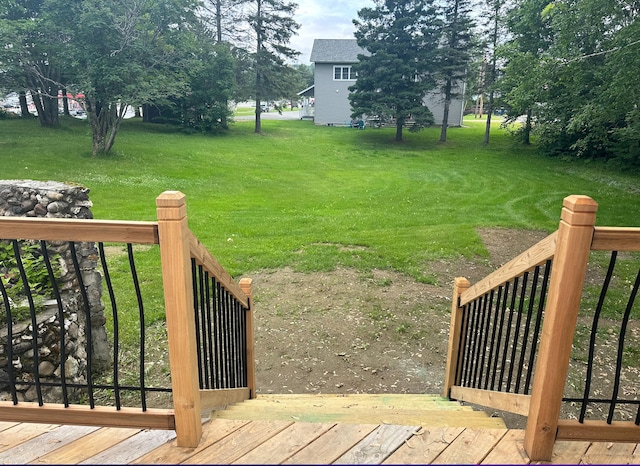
[333,66,356,81]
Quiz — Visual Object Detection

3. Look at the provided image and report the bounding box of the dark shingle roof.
[310,39,367,63]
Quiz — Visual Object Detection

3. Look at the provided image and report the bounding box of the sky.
[290,0,372,64]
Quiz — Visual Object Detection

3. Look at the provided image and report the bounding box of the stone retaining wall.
[0,180,109,402]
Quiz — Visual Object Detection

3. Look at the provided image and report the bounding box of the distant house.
[309,39,465,127]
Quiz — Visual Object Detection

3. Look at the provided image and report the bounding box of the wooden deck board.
[283,423,379,464]
[334,424,419,464]
[31,426,143,464]
[430,428,507,464]
[132,419,250,464]
[0,419,637,464]
[0,423,58,453]
[183,420,293,464]
[0,424,98,464]
[481,429,530,464]
[382,427,465,464]
[79,429,177,464]
[233,422,335,464]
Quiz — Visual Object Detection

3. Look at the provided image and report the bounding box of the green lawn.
[1,115,639,282]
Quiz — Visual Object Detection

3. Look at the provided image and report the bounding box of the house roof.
[310,39,367,64]
[297,85,314,97]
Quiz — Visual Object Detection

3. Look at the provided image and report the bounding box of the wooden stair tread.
[210,394,506,429]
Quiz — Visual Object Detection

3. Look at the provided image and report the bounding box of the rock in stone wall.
[0,180,110,403]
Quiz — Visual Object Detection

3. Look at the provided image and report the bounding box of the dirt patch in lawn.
[249,228,550,427]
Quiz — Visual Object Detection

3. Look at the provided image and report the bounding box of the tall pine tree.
[350,0,441,142]
[437,0,476,142]
[247,0,300,133]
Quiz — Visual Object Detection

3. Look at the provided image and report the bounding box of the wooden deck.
[1,418,640,464]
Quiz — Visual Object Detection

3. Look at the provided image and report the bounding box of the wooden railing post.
[156,191,202,448]
[444,277,470,398]
[239,278,257,399]
[524,195,598,461]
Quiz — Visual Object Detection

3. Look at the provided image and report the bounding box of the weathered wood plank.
[333,424,419,464]
[31,427,142,464]
[0,217,159,244]
[481,429,529,464]
[244,394,471,410]
[132,419,250,464]
[528,439,591,465]
[0,402,174,430]
[431,428,507,464]
[0,425,98,464]
[233,422,335,464]
[382,427,464,464]
[581,441,638,465]
[283,423,378,464]
[79,429,176,464]
[0,421,18,433]
[556,419,640,443]
[183,420,293,464]
[450,386,531,416]
[213,405,504,427]
[0,423,58,453]
[200,388,251,410]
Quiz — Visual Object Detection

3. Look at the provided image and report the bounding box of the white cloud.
[291,0,372,63]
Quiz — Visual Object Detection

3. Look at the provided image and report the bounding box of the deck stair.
[210,394,506,428]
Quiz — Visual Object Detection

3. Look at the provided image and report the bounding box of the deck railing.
[444,195,640,460]
[0,191,254,447]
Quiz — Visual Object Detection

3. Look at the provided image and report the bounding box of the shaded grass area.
[2,116,639,283]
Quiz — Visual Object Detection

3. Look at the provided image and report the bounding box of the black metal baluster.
[42,240,70,407]
[126,243,146,411]
[69,242,94,408]
[485,287,502,390]
[490,282,510,391]
[580,254,616,421]
[0,265,18,404]
[607,266,640,424]
[515,266,540,393]
[477,290,495,389]
[506,272,529,392]
[525,260,552,395]
[191,259,204,389]
[455,303,469,386]
[499,276,519,391]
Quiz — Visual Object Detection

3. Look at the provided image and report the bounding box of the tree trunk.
[62,89,70,116]
[524,107,532,145]
[440,77,453,143]
[395,118,403,141]
[483,89,494,144]
[86,99,124,156]
[18,91,31,118]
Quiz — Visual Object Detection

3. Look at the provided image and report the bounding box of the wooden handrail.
[189,232,249,308]
[592,226,640,251]
[460,231,557,306]
[0,216,159,244]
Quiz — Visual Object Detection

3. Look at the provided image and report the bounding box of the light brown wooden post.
[239,278,257,399]
[156,191,202,447]
[444,277,471,398]
[524,195,598,461]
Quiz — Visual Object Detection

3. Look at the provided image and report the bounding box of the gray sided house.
[309,39,465,127]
